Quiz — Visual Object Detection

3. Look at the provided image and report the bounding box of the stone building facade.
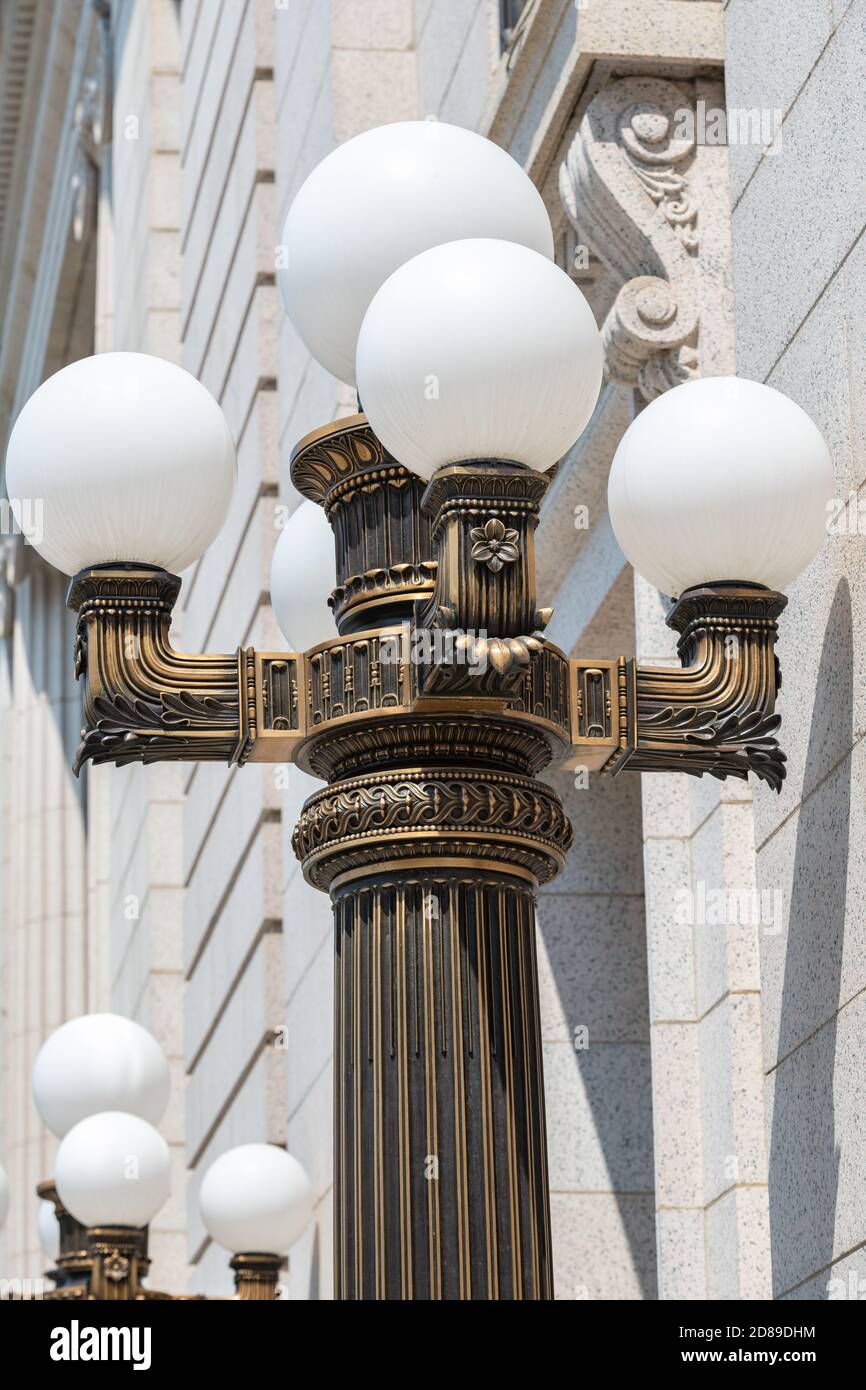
[0,0,862,1301]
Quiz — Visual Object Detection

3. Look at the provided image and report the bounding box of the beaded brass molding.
[300,713,556,782]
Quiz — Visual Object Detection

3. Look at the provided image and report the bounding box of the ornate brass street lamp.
[5,122,833,1300]
[27,1014,311,1301]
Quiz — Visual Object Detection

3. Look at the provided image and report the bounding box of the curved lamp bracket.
[607,583,787,791]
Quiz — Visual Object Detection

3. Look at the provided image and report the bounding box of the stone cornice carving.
[559,76,701,400]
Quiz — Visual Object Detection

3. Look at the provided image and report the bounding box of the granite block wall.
[726,0,866,1301]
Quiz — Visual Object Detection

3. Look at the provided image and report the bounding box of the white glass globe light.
[33,1012,170,1139]
[0,1161,8,1232]
[356,238,603,481]
[54,1112,170,1229]
[5,351,236,576]
[607,376,834,596]
[269,500,337,651]
[37,1200,60,1261]
[280,120,554,384]
[199,1143,313,1255]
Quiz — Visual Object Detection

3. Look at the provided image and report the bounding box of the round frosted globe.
[269,500,337,651]
[0,1162,8,1232]
[280,120,554,384]
[37,1200,60,1261]
[55,1112,170,1229]
[356,238,603,480]
[33,1012,170,1139]
[607,376,834,596]
[5,352,236,575]
[199,1143,313,1255]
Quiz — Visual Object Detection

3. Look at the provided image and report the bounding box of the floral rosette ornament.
[470,518,520,572]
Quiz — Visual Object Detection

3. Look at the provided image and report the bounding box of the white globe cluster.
[280,119,602,482]
[33,1013,172,1231]
[2,118,833,649]
[270,119,603,647]
[29,1012,312,1258]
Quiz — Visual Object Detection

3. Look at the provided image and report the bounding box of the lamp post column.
[295,757,568,1302]
[329,866,554,1300]
[290,420,570,1300]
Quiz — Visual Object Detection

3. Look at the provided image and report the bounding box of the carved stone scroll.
[559,76,701,399]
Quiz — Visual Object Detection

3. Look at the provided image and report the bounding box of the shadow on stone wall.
[768,578,852,1298]
[538,766,657,1299]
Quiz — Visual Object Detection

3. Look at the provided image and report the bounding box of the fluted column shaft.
[333,870,552,1300]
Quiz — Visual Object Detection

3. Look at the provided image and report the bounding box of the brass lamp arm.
[611,582,787,790]
[68,572,787,793]
[69,566,248,773]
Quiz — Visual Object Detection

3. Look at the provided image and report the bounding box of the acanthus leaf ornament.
[618,103,699,254]
[67,566,247,774]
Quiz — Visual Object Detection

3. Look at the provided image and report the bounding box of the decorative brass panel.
[563,657,625,773]
[510,642,571,738]
[306,627,410,725]
[245,651,305,763]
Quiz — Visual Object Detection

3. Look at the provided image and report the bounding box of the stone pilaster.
[559,74,772,1300]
